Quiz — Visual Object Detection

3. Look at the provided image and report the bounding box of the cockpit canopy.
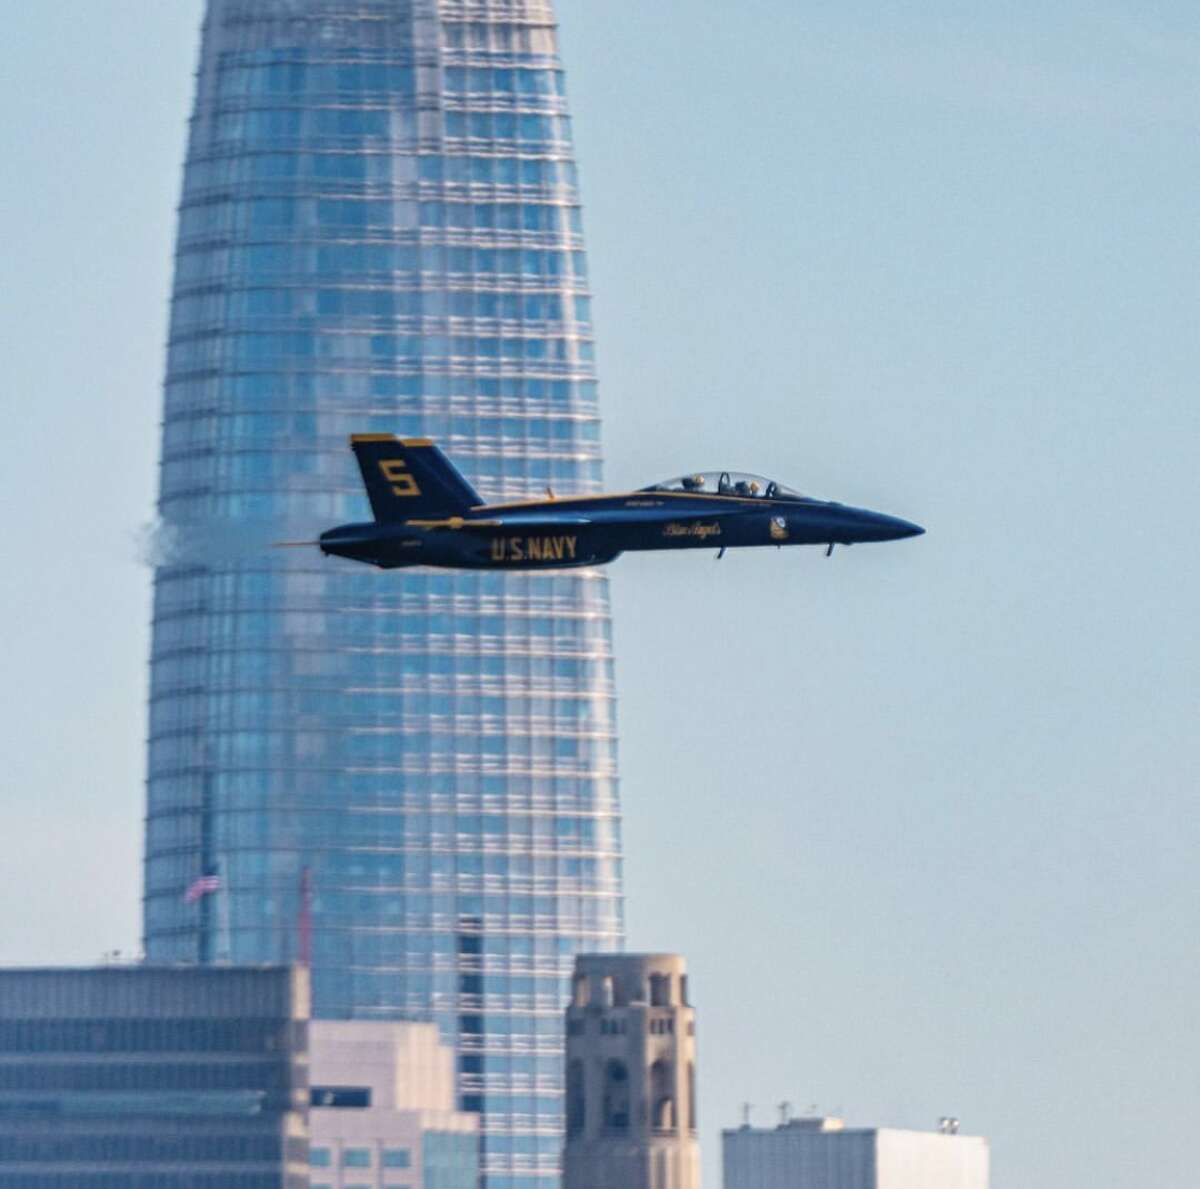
[639,471,808,501]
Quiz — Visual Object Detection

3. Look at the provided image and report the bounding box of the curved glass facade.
[143,3,623,1184]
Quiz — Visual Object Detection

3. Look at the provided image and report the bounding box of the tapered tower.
[564,955,700,1189]
[143,3,623,1185]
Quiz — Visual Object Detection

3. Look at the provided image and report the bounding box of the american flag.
[184,874,221,904]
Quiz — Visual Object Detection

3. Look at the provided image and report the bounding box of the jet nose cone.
[844,508,925,543]
[887,516,924,540]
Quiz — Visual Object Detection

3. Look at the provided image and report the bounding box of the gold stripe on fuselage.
[406,517,504,529]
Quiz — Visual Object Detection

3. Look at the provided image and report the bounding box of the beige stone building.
[308,1020,478,1189]
[562,954,699,1189]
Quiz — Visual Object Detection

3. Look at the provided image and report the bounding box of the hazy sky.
[2,3,1198,1187]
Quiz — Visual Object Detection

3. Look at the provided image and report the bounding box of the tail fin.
[350,435,481,522]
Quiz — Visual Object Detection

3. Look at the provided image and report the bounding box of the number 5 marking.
[379,459,421,497]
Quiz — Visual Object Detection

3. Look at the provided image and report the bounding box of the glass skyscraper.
[143,3,623,1185]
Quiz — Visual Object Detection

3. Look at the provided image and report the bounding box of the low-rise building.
[308,1019,478,1189]
[0,965,310,1188]
[722,1117,989,1189]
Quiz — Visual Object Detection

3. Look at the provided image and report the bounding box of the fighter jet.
[313,435,923,570]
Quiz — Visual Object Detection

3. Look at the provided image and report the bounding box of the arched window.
[602,1059,629,1131]
[567,1060,585,1137]
[650,1058,675,1132]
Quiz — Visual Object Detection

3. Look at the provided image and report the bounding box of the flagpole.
[198,738,215,964]
[218,856,233,963]
[299,866,313,968]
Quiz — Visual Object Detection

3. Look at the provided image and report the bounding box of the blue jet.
[314,435,924,570]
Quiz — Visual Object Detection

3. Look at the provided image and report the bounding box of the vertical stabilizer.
[350,435,481,522]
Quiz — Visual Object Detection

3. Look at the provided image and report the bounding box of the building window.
[383,1147,412,1168]
[572,973,589,1007]
[602,1059,629,1131]
[651,1058,675,1131]
[312,1085,371,1108]
[566,1059,585,1137]
[343,1147,372,1167]
[424,1131,480,1188]
[310,1147,332,1167]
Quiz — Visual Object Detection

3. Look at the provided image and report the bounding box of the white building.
[722,1117,989,1189]
[307,1020,479,1189]
[563,953,700,1189]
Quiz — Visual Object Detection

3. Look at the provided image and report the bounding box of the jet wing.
[470,503,750,530]
[407,512,594,532]
[481,512,595,529]
[409,501,747,534]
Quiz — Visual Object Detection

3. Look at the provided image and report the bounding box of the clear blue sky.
[1,3,1198,1186]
